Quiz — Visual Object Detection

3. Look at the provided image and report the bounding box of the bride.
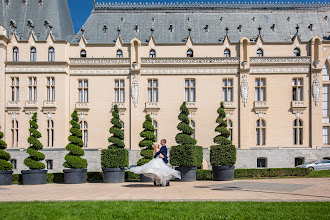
[128,143,181,186]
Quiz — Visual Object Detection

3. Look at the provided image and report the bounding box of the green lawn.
[0,201,328,219]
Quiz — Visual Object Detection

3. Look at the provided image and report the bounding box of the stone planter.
[22,170,47,185]
[103,168,125,183]
[0,171,13,185]
[176,166,197,182]
[212,166,235,181]
[140,174,153,182]
[63,169,87,184]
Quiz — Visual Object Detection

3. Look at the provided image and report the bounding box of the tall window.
[224,49,230,57]
[294,48,301,56]
[222,79,233,102]
[78,80,88,102]
[48,47,55,61]
[114,79,125,102]
[187,49,193,58]
[256,49,263,57]
[323,63,329,81]
[256,119,266,145]
[148,79,158,102]
[47,77,55,101]
[80,121,88,147]
[11,77,19,101]
[255,78,266,101]
[46,160,53,170]
[30,47,36,61]
[295,157,305,167]
[47,120,54,147]
[149,50,156,58]
[191,120,195,138]
[13,47,19,61]
[257,157,267,168]
[292,78,303,101]
[153,120,158,141]
[293,119,303,145]
[28,77,37,101]
[11,120,18,148]
[116,50,123,58]
[80,50,86,58]
[323,127,329,145]
[226,119,233,141]
[323,85,330,123]
[185,79,196,102]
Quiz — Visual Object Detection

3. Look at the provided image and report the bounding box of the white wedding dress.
[128,156,181,186]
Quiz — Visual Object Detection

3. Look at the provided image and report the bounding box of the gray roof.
[0,0,74,41]
[72,2,330,44]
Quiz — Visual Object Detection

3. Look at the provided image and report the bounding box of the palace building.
[1,0,330,173]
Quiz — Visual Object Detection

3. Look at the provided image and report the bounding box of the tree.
[63,110,87,169]
[170,102,203,167]
[101,105,128,168]
[137,114,156,166]
[0,129,12,171]
[210,102,236,167]
[24,113,45,170]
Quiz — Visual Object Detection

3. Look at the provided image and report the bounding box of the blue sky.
[68,0,329,33]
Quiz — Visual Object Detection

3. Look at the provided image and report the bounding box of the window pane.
[298,79,303,86]
[223,89,227,102]
[148,80,152,87]
[190,80,195,87]
[298,88,302,101]
[261,129,265,145]
[185,89,189,102]
[299,128,303,145]
[292,79,296,86]
[261,88,265,101]
[223,80,227,87]
[115,80,119,87]
[120,89,125,102]
[228,88,233,101]
[228,79,233,87]
[323,127,329,144]
[255,88,259,101]
[115,89,119,102]
[79,80,82,87]
[255,79,259,86]
[84,81,88,88]
[153,80,158,88]
[190,89,195,102]
[148,89,152,102]
[78,89,82,102]
[154,89,158,102]
[84,89,88,102]
[261,79,265,86]
[120,80,124,88]
[256,129,260,145]
[185,80,189,87]
[52,87,55,101]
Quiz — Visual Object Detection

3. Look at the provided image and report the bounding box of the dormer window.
[30,47,36,62]
[169,24,173,33]
[187,49,193,58]
[116,50,123,58]
[134,25,139,33]
[271,24,275,32]
[257,49,263,57]
[204,25,209,33]
[103,24,107,33]
[13,47,19,61]
[22,0,27,5]
[149,50,156,58]
[80,50,86,58]
[48,47,55,61]
[308,24,313,31]
[224,49,230,58]
[39,0,43,5]
[27,19,34,28]
[238,25,242,32]
[294,48,300,57]
[5,0,10,5]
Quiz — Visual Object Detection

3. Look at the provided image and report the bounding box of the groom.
[153,139,170,186]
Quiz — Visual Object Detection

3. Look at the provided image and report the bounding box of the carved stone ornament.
[240,74,249,107]
[312,73,321,107]
[131,74,140,108]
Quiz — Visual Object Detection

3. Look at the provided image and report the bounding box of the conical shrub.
[170,102,203,167]
[0,129,12,171]
[24,113,45,170]
[210,102,236,167]
[63,110,87,169]
[137,114,155,166]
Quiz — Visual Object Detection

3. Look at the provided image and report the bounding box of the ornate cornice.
[250,57,311,64]
[141,68,238,75]
[70,69,129,75]
[141,57,239,64]
[6,67,66,73]
[70,58,130,64]
[250,67,310,74]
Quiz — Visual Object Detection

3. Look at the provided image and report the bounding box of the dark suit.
[154,145,168,164]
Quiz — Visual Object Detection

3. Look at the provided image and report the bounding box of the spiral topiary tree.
[0,129,12,171]
[170,102,203,167]
[101,105,128,169]
[210,102,236,167]
[24,113,45,170]
[63,110,87,169]
[137,114,156,166]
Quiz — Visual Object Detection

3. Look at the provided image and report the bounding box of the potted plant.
[137,114,156,182]
[22,113,47,185]
[210,102,237,181]
[63,110,88,184]
[101,105,128,183]
[169,102,203,182]
[0,128,13,185]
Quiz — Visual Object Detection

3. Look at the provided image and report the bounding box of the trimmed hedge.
[101,148,128,168]
[234,168,310,178]
[0,129,12,171]
[170,145,203,167]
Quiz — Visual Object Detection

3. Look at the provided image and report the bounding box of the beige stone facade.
[1,1,330,172]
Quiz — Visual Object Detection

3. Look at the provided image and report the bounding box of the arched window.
[257,157,267,168]
[191,120,195,138]
[187,49,193,58]
[256,49,263,57]
[80,50,86,58]
[226,119,233,141]
[322,63,329,81]
[80,121,88,147]
[256,119,266,145]
[116,50,123,58]
[11,120,18,148]
[224,49,230,58]
[47,120,54,147]
[149,49,156,58]
[13,47,19,61]
[294,48,300,57]
[293,119,303,145]
[153,120,158,141]
[48,47,55,61]
[30,47,36,61]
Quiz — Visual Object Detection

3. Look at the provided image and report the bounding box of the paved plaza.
[0,178,329,202]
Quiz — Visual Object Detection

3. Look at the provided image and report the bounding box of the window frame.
[48,47,55,62]
[293,119,303,145]
[222,78,233,102]
[80,121,88,148]
[114,79,125,103]
[147,79,158,102]
[256,49,263,57]
[28,77,37,101]
[11,77,19,101]
[292,78,304,101]
[185,79,196,102]
[187,49,193,58]
[47,77,55,101]
[78,79,89,103]
[257,157,267,168]
[30,47,37,62]
[47,120,54,147]
[255,78,266,101]
[149,49,156,58]
[13,47,19,61]
[116,50,123,58]
[224,49,231,58]
[256,119,266,146]
[293,48,301,57]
